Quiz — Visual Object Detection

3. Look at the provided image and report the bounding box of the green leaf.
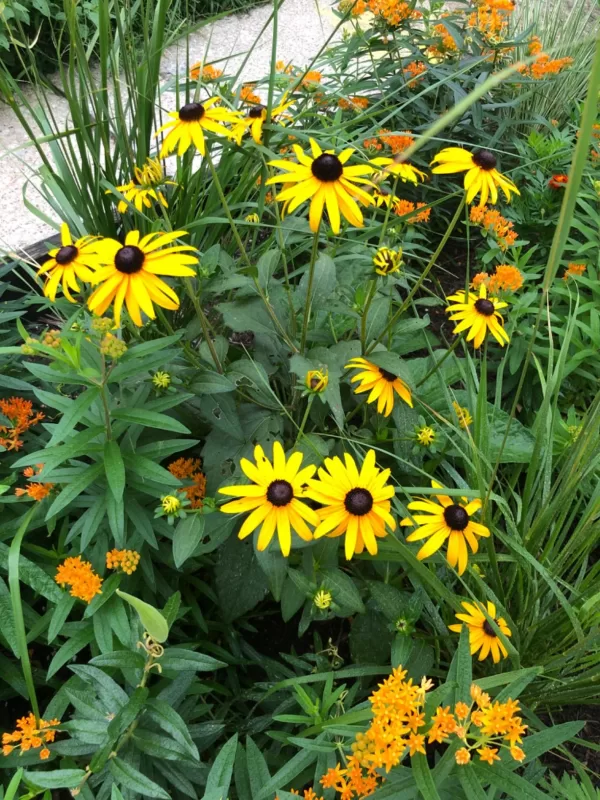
[45,462,104,520]
[458,765,489,800]
[111,408,190,433]
[122,454,181,487]
[89,651,146,670]
[257,249,280,290]
[146,699,199,759]
[204,734,238,798]
[162,591,181,627]
[215,536,269,622]
[160,647,226,672]
[23,769,87,789]
[47,387,100,446]
[104,440,126,501]
[299,253,337,308]
[257,748,317,800]
[47,626,95,679]
[320,568,364,614]
[48,593,76,644]
[245,736,271,799]
[107,687,149,740]
[411,753,442,800]
[456,625,472,705]
[190,370,236,394]
[173,514,205,568]
[519,721,585,765]
[116,590,169,643]
[473,762,552,799]
[109,756,170,799]
[3,767,24,800]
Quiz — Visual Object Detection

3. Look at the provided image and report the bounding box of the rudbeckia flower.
[266,138,375,234]
[446,283,509,349]
[373,247,402,276]
[372,186,400,207]
[38,223,101,302]
[109,158,177,214]
[231,96,294,145]
[218,441,318,556]
[345,357,413,417]
[306,449,396,560]
[156,99,242,157]
[400,479,490,575]
[431,147,519,206]
[88,230,197,326]
[370,156,427,185]
[449,600,512,663]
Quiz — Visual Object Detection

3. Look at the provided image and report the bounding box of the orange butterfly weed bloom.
[338,96,369,111]
[0,397,44,451]
[106,549,140,575]
[563,262,586,281]
[2,713,61,760]
[472,265,523,293]
[470,205,519,250]
[55,556,103,604]
[190,62,223,81]
[168,456,207,509]
[404,61,427,85]
[548,174,568,189]
[378,129,414,154]
[15,463,54,501]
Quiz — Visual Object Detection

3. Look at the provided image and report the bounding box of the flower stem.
[183,278,223,373]
[360,279,378,352]
[300,228,321,354]
[295,395,314,445]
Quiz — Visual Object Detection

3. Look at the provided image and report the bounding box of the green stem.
[366,196,465,356]
[415,335,462,388]
[100,354,113,441]
[360,280,378,352]
[295,395,314,445]
[183,278,223,373]
[300,228,321,354]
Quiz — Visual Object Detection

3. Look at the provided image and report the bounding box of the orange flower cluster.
[404,61,427,85]
[189,62,223,81]
[275,59,294,74]
[470,205,518,250]
[106,549,140,575]
[366,0,422,26]
[471,265,523,293]
[427,20,458,59]
[2,713,60,760]
[338,96,370,111]
[14,464,54,502]
[0,397,44,451]
[467,0,513,43]
[289,790,324,800]
[563,262,586,281]
[55,556,103,604]
[168,456,207,509]
[394,199,431,223]
[378,129,414,154]
[240,85,261,104]
[302,70,322,87]
[548,174,568,189]
[519,36,573,80]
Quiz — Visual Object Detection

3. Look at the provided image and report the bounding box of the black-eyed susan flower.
[415,425,436,447]
[231,96,294,145]
[370,156,427,185]
[446,283,509,349]
[452,401,473,429]
[306,369,328,393]
[431,147,519,206]
[345,357,413,417]
[372,186,400,207]
[245,213,260,223]
[38,223,101,302]
[109,158,176,214]
[266,138,375,234]
[88,230,197,327]
[313,588,332,609]
[156,99,242,157]
[449,600,511,663]
[373,247,402,276]
[400,479,490,575]
[306,449,395,560]
[218,441,318,556]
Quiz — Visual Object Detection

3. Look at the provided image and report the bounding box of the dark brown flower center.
[472,149,497,171]
[311,153,343,182]
[443,504,469,531]
[115,245,145,274]
[248,105,265,118]
[379,368,397,382]
[474,298,495,316]
[483,619,497,637]
[266,479,293,507]
[55,245,78,265]
[179,102,205,122]
[344,487,373,516]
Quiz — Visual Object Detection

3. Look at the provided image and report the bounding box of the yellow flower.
[218,441,319,557]
[106,549,140,575]
[370,156,426,185]
[446,283,509,349]
[110,158,176,214]
[415,425,435,446]
[452,401,473,429]
[306,369,328,393]
[477,746,501,765]
[314,589,332,609]
[100,332,127,359]
[162,495,181,514]
[345,357,413,417]
[400,479,490,575]
[306,449,396,560]
[455,747,471,765]
[372,187,400,207]
[245,213,260,223]
[38,222,101,302]
[231,96,294,145]
[373,247,402,276]
[266,138,375,234]
[87,230,197,327]
[431,147,519,206]
[153,371,171,389]
[510,745,526,762]
[156,98,242,157]
[449,600,512,663]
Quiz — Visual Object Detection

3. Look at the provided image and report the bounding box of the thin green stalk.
[360,280,378,352]
[415,335,462,388]
[8,506,40,722]
[184,279,223,373]
[366,196,465,355]
[295,396,314,445]
[300,229,321,354]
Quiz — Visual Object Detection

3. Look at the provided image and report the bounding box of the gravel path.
[1,0,337,256]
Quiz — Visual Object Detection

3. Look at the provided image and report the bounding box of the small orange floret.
[2,713,60,760]
[0,397,44,451]
[106,549,140,575]
[563,262,586,281]
[55,556,103,604]
[549,174,568,189]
